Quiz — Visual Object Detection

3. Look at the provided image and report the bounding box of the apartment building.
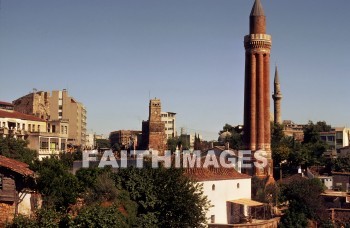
[13,90,86,147]
[320,127,350,151]
[0,102,68,159]
[161,112,176,139]
[109,130,142,149]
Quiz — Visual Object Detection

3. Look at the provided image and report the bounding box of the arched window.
[212,184,215,191]
[237,183,240,189]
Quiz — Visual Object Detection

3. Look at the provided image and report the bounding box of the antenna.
[148,90,151,101]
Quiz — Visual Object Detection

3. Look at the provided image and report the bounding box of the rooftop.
[184,166,250,181]
[0,155,34,177]
[0,109,44,122]
[0,101,14,107]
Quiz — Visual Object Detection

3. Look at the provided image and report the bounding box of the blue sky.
[0,0,349,140]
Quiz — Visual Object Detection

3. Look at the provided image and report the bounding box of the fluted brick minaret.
[243,0,273,177]
[272,66,282,124]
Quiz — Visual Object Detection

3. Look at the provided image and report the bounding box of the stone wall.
[0,202,15,226]
[209,217,280,228]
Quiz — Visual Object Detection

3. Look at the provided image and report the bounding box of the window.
[28,124,31,132]
[237,183,240,189]
[212,184,215,191]
[52,125,56,133]
[41,141,49,150]
[328,136,335,141]
[22,124,25,130]
[210,215,215,223]
[38,125,41,132]
[0,175,3,190]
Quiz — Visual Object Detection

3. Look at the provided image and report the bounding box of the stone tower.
[141,99,166,154]
[272,66,282,124]
[243,0,273,177]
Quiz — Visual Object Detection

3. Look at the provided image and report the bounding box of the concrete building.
[49,90,87,146]
[161,112,176,139]
[242,0,273,177]
[282,120,305,142]
[85,133,95,149]
[0,105,68,159]
[109,130,142,149]
[141,99,166,153]
[320,127,350,151]
[179,133,203,150]
[0,101,14,111]
[12,90,50,120]
[272,66,282,125]
[184,167,252,224]
[183,165,280,226]
[13,90,87,147]
[332,172,350,192]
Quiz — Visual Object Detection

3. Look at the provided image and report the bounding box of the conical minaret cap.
[250,0,265,16]
[274,66,280,84]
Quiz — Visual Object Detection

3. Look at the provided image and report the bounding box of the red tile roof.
[0,101,14,107]
[0,155,34,176]
[0,109,44,122]
[277,174,306,185]
[184,166,251,181]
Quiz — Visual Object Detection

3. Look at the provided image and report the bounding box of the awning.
[229,198,264,207]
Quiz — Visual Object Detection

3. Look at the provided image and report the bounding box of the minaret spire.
[272,66,283,124]
[250,0,265,16]
[250,0,266,34]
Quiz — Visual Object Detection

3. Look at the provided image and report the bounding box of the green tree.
[114,165,210,227]
[70,204,130,227]
[30,157,80,211]
[279,178,326,226]
[218,124,243,150]
[303,121,331,144]
[325,156,350,173]
[167,137,178,153]
[0,137,37,164]
[271,122,285,146]
[279,209,308,228]
[96,138,110,149]
[8,208,62,228]
[76,166,111,191]
[178,135,190,150]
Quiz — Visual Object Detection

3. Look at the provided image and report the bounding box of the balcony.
[38,149,65,160]
[0,127,9,135]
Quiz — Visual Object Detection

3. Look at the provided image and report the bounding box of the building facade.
[0,101,14,111]
[282,120,305,142]
[109,130,142,150]
[184,167,254,225]
[320,127,350,151]
[13,90,86,147]
[161,112,176,139]
[12,91,50,120]
[243,0,272,177]
[0,105,68,159]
